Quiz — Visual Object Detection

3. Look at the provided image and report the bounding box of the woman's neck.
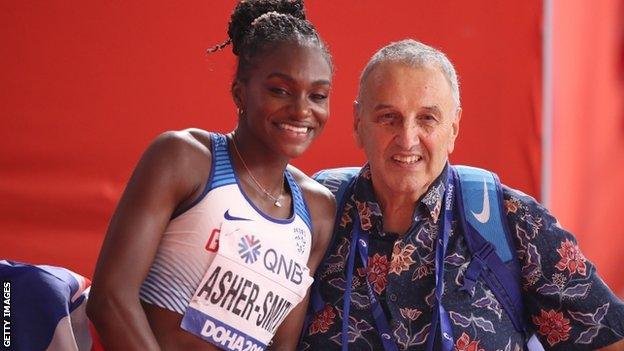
[229,129,289,200]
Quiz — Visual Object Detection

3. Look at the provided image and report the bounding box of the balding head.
[357,39,460,110]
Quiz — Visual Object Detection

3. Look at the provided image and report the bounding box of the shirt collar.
[353,163,449,229]
[417,163,449,223]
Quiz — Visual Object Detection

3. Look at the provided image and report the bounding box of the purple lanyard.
[342,169,456,351]
[425,169,456,351]
[343,215,398,351]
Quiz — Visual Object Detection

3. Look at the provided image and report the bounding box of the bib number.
[181,221,313,350]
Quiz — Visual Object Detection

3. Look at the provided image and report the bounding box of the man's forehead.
[359,62,452,105]
[366,61,442,84]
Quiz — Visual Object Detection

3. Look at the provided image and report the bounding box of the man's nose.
[395,119,420,149]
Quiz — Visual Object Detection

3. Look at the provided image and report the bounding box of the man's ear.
[353,101,363,148]
[231,80,244,109]
[447,107,462,154]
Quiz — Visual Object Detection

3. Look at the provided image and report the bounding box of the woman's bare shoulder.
[153,128,212,157]
[286,165,335,225]
[287,165,333,203]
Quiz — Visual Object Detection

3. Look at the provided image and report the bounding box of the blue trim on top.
[286,170,313,232]
[209,133,237,190]
[170,132,220,220]
[168,132,311,229]
[493,173,522,265]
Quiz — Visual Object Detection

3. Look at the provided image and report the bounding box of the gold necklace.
[231,134,284,207]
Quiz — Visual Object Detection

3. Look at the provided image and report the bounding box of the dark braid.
[207,38,232,54]
[211,0,332,81]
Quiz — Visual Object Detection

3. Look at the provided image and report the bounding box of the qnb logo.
[238,235,261,264]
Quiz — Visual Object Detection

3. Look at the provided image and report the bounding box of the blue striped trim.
[140,275,186,310]
[156,249,204,283]
[141,276,185,306]
[286,171,313,232]
[138,251,207,313]
[171,132,230,219]
[140,278,186,314]
[209,133,236,190]
[149,261,194,298]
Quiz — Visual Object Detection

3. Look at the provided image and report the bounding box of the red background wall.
[551,0,624,295]
[1,1,619,294]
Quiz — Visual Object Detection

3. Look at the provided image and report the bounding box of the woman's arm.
[270,170,336,350]
[86,130,211,350]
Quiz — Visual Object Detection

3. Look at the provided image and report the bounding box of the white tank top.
[139,133,313,315]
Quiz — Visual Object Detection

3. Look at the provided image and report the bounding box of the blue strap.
[454,166,513,262]
[426,169,456,351]
[302,168,360,343]
[459,241,495,294]
[342,212,398,351]
[313,167,397,350]
[342,222,360,350]
[343,168,456,351]
[313,167,361,207]
[353,223,399,351]
[454,165,526,334]
[461,221,526,333]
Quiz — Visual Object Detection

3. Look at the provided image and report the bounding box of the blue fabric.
[454,166,526,334]
[0,260,81,351]
[454,165,513,262]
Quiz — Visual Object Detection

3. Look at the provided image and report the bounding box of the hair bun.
[228,0,306,56]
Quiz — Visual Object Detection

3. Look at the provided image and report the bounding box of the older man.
[300,40,624,350]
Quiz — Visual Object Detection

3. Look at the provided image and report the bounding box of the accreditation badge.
[181,220,313,351]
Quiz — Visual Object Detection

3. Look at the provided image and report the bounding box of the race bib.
[181,220,313,351]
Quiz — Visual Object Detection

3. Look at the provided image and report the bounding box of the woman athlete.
[87,1,335,350]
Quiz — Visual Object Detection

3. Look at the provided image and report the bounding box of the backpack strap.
[454,165,513,261]
[312,167,362,275]
[300,167,361,340]
[313,167,362,210]
[453,165,526,334]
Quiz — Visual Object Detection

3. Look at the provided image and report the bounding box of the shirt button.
[389,293,397,302]
[443,332,452,340]
[381,333,391,340]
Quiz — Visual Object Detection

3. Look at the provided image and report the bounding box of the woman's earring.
[237,108,244,118]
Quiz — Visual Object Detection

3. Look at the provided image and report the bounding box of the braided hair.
[209,0,332,82]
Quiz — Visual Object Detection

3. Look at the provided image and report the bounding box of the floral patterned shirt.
[300,164,624,351]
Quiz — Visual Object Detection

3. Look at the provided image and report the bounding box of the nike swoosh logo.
[471,178,490,223]
[224,210,251,221]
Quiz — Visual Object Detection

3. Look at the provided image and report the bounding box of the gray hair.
[358,39,460,108]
